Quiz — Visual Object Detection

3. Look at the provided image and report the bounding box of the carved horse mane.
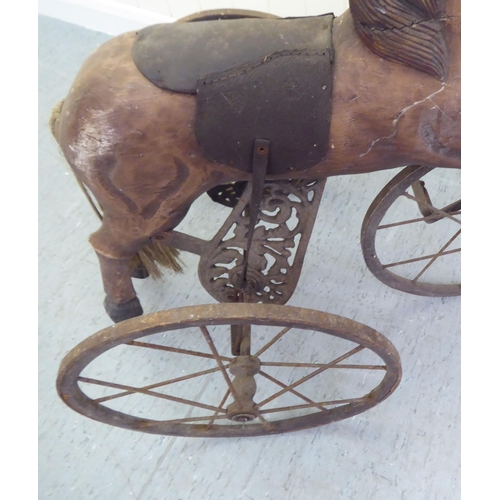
[350,0,449,80]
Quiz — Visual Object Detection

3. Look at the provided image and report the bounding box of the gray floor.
[39,15,460,499]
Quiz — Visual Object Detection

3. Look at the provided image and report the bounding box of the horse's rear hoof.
[131,263,149,279]
[104,296,143,323]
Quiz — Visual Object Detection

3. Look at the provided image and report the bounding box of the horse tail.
[349,0,449,80]
[49,99,65,142]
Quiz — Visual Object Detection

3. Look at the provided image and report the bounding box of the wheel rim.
[57,304,401,437]
[361,166,461,297]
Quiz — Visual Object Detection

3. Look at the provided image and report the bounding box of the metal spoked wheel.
[361,165,461,297]
[57,304,401,437]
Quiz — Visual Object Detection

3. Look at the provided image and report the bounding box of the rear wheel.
[361,165,461,296]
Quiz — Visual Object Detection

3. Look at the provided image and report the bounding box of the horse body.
[52,0,460,321]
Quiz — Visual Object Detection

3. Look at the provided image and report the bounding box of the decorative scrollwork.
[198,179,326,304]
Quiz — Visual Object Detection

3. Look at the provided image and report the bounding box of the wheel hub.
[230,412,258,423]
[226,355,261,422]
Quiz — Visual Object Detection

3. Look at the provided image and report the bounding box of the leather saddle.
[132,14,334,175]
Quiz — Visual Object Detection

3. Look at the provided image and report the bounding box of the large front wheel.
[57,304,401,437]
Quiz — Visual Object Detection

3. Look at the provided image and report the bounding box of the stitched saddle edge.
[196,15,335,87]
[197,48,334,89]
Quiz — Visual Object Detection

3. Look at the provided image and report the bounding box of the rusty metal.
[242,139,270,282]
[231,323,250,356]
[206,182,248,208]
[361,165,461,297]
[153,231,207,256]
[226,356,261,422]
[198,179,326,304]
[256,345,366,408]
[56,303,402,438]
[127,339,232,362]
[403,190,461,225]
[153,179,325,306]
[154,179,326,305]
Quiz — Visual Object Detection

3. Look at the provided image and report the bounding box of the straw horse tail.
[50,99,65,141]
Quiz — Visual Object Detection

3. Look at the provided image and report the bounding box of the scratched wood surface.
[39,15,460,499]
[134,0,349,20]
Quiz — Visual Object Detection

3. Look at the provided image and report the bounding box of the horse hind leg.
[89,222,185,323]
[66,178,145,322]
[95,250,144,323]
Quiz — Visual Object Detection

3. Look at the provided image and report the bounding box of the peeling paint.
[68,109,117,177]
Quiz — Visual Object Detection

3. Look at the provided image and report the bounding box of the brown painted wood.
[51,1,460,319]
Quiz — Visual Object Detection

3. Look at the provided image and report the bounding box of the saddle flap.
[195,49,333,175]
[132,15,334,94]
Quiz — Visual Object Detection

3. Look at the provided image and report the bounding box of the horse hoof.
[131,263,149,279]
[104,296,143,323]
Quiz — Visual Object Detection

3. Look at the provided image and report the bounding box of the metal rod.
[259,370,328,413]
[161,414,228,425]
[259,361,386,370]
[259,397,367,414]
[93,365,228,404]
[257,345,365,407]
[254,326,292,357]
[126,340,232,362]
[378,211,461,230]
[207,389,231,429]
[153,230,208,256]
[79,376,224,413]
[241,139,270,282]
[383,247,460,269]
[412,229,461,282]
[199,326,242,406]
[402,192,461,225]
[255,412,273,430]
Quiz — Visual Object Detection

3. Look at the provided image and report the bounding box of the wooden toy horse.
[50,0,460,322]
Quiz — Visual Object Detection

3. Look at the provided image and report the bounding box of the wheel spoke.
[402,192,461,225]
[412,229,461,282]
[158,414,228,425]
[259,370,328,413]
[255,412,274,431]
[256,345,365,408]
[207,389,231,429]
[260,361,386,370]
[254,326,292,357]
[126,340,232,362]
[383,247,460,269]
[78,376,225,413]
[378,211,461,230]
[92,365,228,404]
[199,326,242,406]
[259,397,367,415]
